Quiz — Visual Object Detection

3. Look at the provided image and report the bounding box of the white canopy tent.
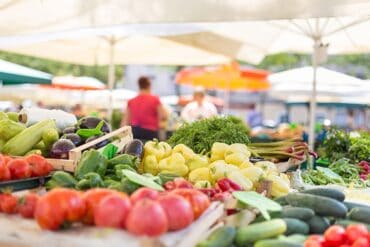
[1,0,369,37]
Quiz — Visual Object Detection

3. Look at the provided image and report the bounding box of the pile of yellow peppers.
[140,140,291,197]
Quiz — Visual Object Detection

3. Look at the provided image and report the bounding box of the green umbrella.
[0,59,52,85]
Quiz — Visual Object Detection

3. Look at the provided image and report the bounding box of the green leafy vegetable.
[233,191,282,220]
[168,116,250,154]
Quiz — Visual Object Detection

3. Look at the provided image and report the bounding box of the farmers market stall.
[0,109,369,247]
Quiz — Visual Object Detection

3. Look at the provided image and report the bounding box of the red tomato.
[158,194,194,231]
[173,178,193,189]
[0,161,11,181]
[82,188,118,225]
[307,235,325,244]
[304,240,323,247]
[94,194,131,228]
[339,245,351,247]
[25,154,53,177]
[2,156,12,165]
[324,226,347,247]
[351,237,369,247]
[18,193,40,218]
[0,194,18,214]
[368,233,370,245]
[171,188,210,219]
[130,188,159,205]
[8,159,32,179]
[346,224,368,244]
[35,188,86,230]
[126,199,168,236]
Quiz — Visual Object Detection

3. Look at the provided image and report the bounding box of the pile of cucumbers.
[198,187,370,247]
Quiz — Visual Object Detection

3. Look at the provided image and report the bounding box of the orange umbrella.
[176,62,270,92]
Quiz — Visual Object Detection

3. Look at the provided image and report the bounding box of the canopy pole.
[308,40,320,168]
[107,37,116,122]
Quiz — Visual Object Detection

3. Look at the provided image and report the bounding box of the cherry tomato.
[304,239,323,247]
[18,193,40,218]
[351,237,369,247]
[8,159,32,179]
[25,154,53,177]
[346,224,368,244]
[130,188,159,205]
[324,225,347,246]
[171,188,210,219]
[82,188,119,225]
[94,193,131,228]
[0,194,18,214]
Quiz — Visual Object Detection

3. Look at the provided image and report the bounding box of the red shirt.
[127,93,161,131]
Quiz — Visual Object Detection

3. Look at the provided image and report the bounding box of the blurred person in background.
[122,76,167,141]
[246,103,263,128]
[181,87,217,122]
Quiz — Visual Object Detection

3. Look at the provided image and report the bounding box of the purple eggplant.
[50,139,76,159]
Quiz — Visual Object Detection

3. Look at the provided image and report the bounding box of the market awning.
[0,59,52,85]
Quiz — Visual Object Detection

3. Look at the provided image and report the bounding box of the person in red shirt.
[122,76,167,141]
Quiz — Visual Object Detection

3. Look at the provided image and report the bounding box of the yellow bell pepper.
[142,154,159,175]
[186,154,209,171]
[158,152,189,177]
[224,143,251,157]
[172,144,195,161]
[255,161,278,175]
[267,174,290,197]
[193,180,212,189]
[241,166,265,184]
[144,140,165,161]
[208,161,239,182]
[227,171,253,190]
[210,142,229,162]
[239,160,253,169]
[188,167,211,183]
[158,141,172,158]
[224,152,250,166]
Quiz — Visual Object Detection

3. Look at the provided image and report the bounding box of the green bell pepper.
[45,171,78,190]
[108,154,138,169]
[76,172,104,190]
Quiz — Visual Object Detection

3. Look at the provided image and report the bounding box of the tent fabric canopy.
[0,0,369,37]
[42,76,106,90]
[0,59,52,85]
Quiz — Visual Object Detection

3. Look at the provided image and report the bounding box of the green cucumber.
[196,226,236,247]
[286,193,347,217]
[235,219,286,246]
[283,218,309,235]
[348,207,370,224]
[307,216,330,234]
[335,220,370,231]
[255,239,303,247]
[281,206,315,220]
[275,196,289,206]
[344,201,370,211]
[301,188,345,202]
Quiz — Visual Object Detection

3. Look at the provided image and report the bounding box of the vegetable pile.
[0,187,210,236]
[168,116,250,154]
[141,140,292,198]
[0,154,53,181]
[198,187,370,247]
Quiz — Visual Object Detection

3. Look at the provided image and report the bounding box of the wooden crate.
[0,202,224,247]
[47,126,133,172]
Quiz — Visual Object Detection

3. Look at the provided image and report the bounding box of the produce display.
[0,187,210,237]
[302,129,370,188]
[0,110,369,247]
[198,187,370,247]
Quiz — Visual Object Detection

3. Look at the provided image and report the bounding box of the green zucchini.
[42,128,59,150]
[307,216,330,234]
[286,193,347,218]
[235,219,286,246]
[0,118,26,141]
[2,119,56,156]
[283,234,307,244]
[335,220,370,231]
[344,201,370,211]
[196,226,236,247]
[301,188,345,202]
[6,112,19,122]
[255,239,303,247]
[348,207,370,224]
[283,218,309,235]
[281,206,315,220]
